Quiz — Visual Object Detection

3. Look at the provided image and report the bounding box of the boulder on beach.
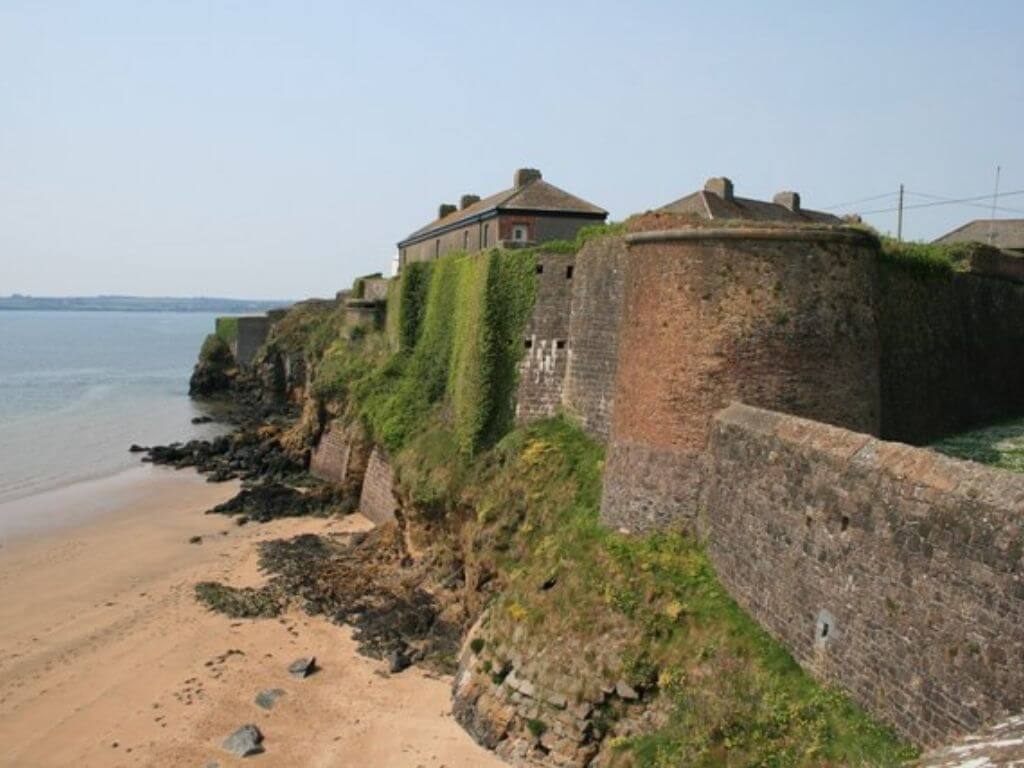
[287,657,316,678]
[221,724,263,757]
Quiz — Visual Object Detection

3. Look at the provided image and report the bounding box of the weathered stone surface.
[516,251,575,424]
[703,402,1024,746]
[561,236,627,442]
[221,724,263,757]
[358,446,398,525]
[879,265,1024,445]
[921,715,1024,767]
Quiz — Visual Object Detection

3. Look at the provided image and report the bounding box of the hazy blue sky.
[2,1,1022,299]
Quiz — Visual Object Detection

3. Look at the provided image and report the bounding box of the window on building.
[556,339,567,350]
[536,263,544,274]
[483,223,490,247]
[463,230,469,250]
[524,338,533,349]
[435,239,440,258]
[566,265,574,279]
[512,225,529,242]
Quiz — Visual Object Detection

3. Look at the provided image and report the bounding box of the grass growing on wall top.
[932,417,1024,474]
[877,237,978,275]
[465,418,917,768]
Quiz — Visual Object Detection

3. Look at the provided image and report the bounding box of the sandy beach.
[0,467,503,768]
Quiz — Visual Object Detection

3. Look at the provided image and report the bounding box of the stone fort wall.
[600,228,881,532]
[515,251,575,423]
[560,236,627,442]
[703,402,1024,745]
[879,264,1024,445]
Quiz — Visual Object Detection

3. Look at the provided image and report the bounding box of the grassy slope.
[932,417,1024,474]
[458,419,915,768]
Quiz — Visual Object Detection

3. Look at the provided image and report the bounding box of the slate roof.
[658,189,841,224]
[399,178,607,246]
[933,219,1024,251]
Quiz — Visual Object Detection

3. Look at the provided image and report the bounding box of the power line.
[856,189,1024,216]
[821,191,899,210]
[905,191,1024,216]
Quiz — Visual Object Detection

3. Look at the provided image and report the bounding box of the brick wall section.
[879,265,1024,444]
[515,251,575,423]
[359,446,398,525]
[561,236,627,442]
[704,402,1024,746]
[601,228,881,532]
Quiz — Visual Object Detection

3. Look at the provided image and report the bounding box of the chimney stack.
[773,191,801,212]
[704,177,734,201]
[460,194,481,210]
[514,168,542,188]
[438,203,457,219]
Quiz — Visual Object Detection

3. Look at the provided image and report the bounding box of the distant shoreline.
[0,296,292,313]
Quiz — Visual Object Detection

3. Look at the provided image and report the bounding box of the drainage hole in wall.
[841,515,850,532]
[821,622,830,639]
[524,338,533,349]
[556,339,566,350]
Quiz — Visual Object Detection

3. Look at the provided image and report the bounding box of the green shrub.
[877,237,976,275]
[215,316,239,344]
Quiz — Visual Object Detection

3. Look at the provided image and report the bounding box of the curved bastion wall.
[598,227,882,533]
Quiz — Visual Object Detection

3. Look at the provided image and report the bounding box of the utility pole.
[897,183,904,242]
[989,165,1001,245]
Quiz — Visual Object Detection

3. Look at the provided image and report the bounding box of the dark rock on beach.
[221,724,263,757]
[287,657,316,678]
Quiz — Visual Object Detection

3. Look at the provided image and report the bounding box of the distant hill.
[0,295,292,313]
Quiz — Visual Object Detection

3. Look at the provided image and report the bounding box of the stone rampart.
[879,265,1024,444]
[234,316,271,366]
[601,227,881,532]
[560,236,627,442]
[515,251,575,423]
[703,402,1024,746]
[358,446,398,525]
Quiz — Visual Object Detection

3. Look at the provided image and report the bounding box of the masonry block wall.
[601,228,882,532]
[358,446,398,525]
[234,316,270,366]
[879,265,1024,445]
[560,236,627,442]
[309,420,371,502]
[515,251,576,423]
[704,403,1024,746]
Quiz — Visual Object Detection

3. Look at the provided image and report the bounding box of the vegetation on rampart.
[215,316,239,344]
[314,248,536,455]
[878,237,990,276]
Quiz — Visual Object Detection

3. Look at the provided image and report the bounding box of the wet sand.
[0,469,504,767]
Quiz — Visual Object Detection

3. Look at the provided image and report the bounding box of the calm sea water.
[0,311,223,505]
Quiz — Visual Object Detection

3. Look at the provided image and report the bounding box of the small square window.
[524,338,533,349]
[566,265,574,279]
[513,225,529,242]
[536,263,544,274]
[556,339,566,350]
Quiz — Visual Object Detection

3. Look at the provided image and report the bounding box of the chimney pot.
[438,203,457,219]
[460,194,481,210]
[514,168,542,188]
[704,177,734,201]
[773,191,801,212]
